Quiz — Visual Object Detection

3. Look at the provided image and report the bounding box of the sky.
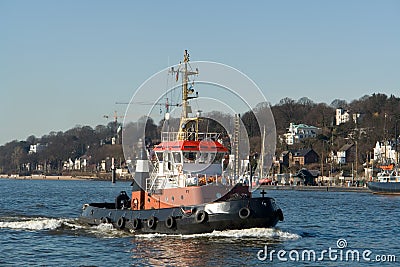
[1,0,399,145]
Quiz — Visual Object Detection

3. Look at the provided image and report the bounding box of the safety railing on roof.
[161,131,221,142]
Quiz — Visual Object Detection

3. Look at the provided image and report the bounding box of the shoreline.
[0,174,132,182]
[260,185,370,192]
[0,175,372,193]
[0,174,87,181]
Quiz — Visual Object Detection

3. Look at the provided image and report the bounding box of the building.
[283,123,320,145]
[28,143,46,154]
[373,141,396,164]
[335,108,350,125]
[335,143,356,164]
[294,169,319,185]
[280,149,320,167]
[336,108,361,125]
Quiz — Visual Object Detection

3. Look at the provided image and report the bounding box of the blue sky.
[1,0,399,145]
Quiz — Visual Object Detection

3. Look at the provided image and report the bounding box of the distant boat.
[368,164,400,194]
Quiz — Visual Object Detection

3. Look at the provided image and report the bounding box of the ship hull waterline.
[368,182,400,195]
[80,197,283,235]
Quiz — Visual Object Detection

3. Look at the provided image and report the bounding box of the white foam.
[0,217,65,231]
[86,223,131,238]
[63,220,85,229]
[94,222,114,231]
[135,228,301,240]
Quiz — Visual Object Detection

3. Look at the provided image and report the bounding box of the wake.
[0,215,130,238]
[0,216,80,231]
[134,228,301,241]
[0,216,300,241]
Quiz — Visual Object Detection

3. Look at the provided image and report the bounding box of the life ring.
[147,216,157,229]
[101,217,111,224]
[165,216,175,229]
[116,217,126,229]
[132,218,141,230]
[195,210,208,224]
[238,207,251,219]
[276,209,284,221]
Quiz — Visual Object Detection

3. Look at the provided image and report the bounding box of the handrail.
[161,131,221,142]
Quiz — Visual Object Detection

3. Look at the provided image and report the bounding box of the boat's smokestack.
[133,138,149,190]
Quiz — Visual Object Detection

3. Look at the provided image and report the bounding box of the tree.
[26,135,37,145]
[241,111,260,138]
[330,99,348,109]
[11,146,24,173]
[297,97,315,107]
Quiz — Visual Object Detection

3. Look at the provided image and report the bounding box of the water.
[0,179,398,266]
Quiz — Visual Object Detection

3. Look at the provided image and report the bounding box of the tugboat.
[80,50,283,234]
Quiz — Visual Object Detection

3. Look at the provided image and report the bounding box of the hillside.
[0,93,399,176]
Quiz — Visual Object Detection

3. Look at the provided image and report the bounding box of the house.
[283,123,320,145]
[336,108,362,125]
[289,149,319,167]
[335,143,356,164]
[29,143,46,154]
[280,149,320,167]
[294,169,319,185]
[63,156,89,171]
[336,108,350,125]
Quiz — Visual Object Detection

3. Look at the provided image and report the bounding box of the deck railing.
[161,131,221,142]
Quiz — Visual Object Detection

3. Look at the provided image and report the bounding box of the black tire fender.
[116,216,126,229]
[147,216,157,229]
[195,210,208,224]
[132,218,141,230]
[238,207,251,219]
[165,216,175,229]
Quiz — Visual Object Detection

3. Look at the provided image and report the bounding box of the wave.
[0,216,300,241]
[85,223,133,238]
[134,228,301,240]
[0,216,81,231]
[0,215,129,238]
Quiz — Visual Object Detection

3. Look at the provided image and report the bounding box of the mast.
[260,126,266,178]
[182,50,190,119]
[233,114,240,178]
[384,112,388,163]
[171,50,199,140]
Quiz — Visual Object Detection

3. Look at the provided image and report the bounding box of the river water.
[0,179,398,266]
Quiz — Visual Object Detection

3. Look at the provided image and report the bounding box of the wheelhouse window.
[172,152,182,164]
[183,152,197,163]
[198,152,208,163]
